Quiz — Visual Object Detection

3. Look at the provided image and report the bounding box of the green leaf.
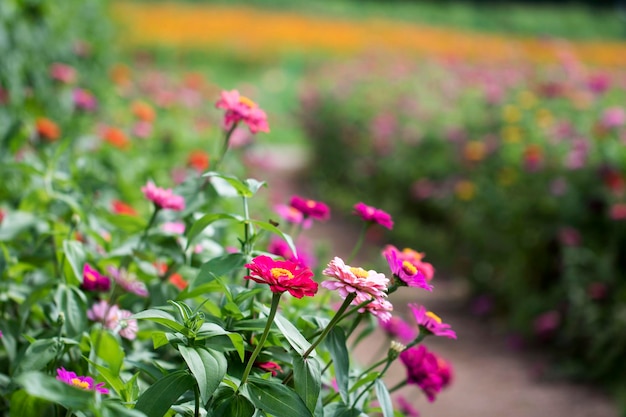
[90,330,125,376]
[132,309,188,335]
[102,401,147,417]
[245,376,312,417]
[54,284,87,337]
[178,346,227,404]
[226,332,245,362]
[121,372,141,403]
[249,219,297,257]
[210,386,255,417]
[324,327,350,403]
[324,402,362,417]
[151,332,169,349]
[86,360,125,397]
[186,213,243,248]
[15,371,93,410]
[203,172,265,198]
[62,240,85,285]
[293,355,322,413]
[135,370,195,417]
[193,253,247,288]
[265,307,314,357]
[374,378,394,417]
[17,339,61,372]
[0,211,38,241]
[9,389,51,417]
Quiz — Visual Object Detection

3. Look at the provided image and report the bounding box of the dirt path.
[252,144,619,417]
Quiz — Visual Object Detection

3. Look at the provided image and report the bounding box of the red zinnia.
[111,199,137,216]
[187,150,210,173]
[36,118,61,142]
[244,255,318,298]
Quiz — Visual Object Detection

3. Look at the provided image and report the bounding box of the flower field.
[2,1,626,416]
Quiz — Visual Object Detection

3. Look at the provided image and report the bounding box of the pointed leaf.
[323,327,349,402]
[186,213,242,248]
[374,379,394,417]
[54,284,87,337]
[178,346,227,404]
[135,370,195,417]
[293,355,322,413]
[62,240,85,285]
[17,339,61,372]
[262,306,314,357]
[245,376,312,417]
[131,309,187,335]
[210,386,255,417]
[324,403,362,417]
[91,329,124,375]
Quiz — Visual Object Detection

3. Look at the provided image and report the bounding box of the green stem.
[388,379,407,393]
[193,383,200,417]
[346,224,368,264]
[239,292,282,388]
[352,358,393,407]
[138,205,160,252]
[303,293,356,359]
[214,123,238,171]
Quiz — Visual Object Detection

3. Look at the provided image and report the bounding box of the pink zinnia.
[353,202,394,230]
[82,263,110,292]
[87,300,138,340]
[600,107,625,129]
[73,88,97,111]
[384,247,432,291]
[396,396,420,417]
[107,266,148,297]
[379,316,417,344]
[275,204,312,229]
[161,221,186,234]
[49,63,76,84]
[399,345,444,402]
[56,368,108,394]
[409,304,456,339]
[360,297,393,322]
[290,195,330,221]
[383,245,435,282]
[215,89,269,134]
[141,181,185,211]
[244,255,318,298]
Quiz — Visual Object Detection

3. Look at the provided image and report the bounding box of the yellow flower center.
[238,96,256,108]
[71,378,90,390]
[85,272,96,282]
[271,267,293,279]
[401,261,417,275]
[306,200,316,208]
[350,267,368,278]
[402,248,423,260]
[426,311,442,323]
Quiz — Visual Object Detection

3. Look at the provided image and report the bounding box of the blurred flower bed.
[298,53,626,385]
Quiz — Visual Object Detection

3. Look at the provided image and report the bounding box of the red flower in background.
[187,150,210,173]
[244,255,317,298]
[111,199,137,216]
[101,126,129,149]
[36,118,61,142]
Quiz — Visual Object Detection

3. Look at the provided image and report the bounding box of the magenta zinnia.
[141,180,185,211]
[384,246,432,291]
[244,255,318,298]
[82,263,111,292]
[399,345,445,402]
[383,245,435,282]
[379,315,417,344]
[56,368,109,394]
[353,202,394,230]
[290,195,330,221]
[409,304,457,339]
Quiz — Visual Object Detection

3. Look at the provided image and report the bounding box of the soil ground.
[251,144,619,417]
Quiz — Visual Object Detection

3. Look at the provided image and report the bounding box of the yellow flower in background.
[502,105,522,123]
[455,180,476,201]
[535,108,553,129]
[463,140,487,162]
[497,167,517,186]
[517,90,537,109]
[501,125,522,143]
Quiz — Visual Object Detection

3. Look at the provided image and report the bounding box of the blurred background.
[3,0,626,415]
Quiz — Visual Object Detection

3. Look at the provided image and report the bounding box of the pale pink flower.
[115,309,138,340]
[87,300,138,340]
[107,266,149,297]
[73,88,97,111]
[322,257,388,301]
[141,181,185,211]
[161,221,186,234]
[600,107,626,129]
[275,204,312,229]
[50,63,76,84]
[132,121,152,138]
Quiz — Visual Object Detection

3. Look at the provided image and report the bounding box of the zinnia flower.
[49,63,76,84]
[244,255,318,298]
[396,396,420,417]
[187,150,210,173]
[56,368,109,394]
[399,345,444,402]
[73,88,97,111]
[111,199,137,216]
[290,195,330,221]
[82,263,111,292]
[101,126,129,149]
[379,315,417,344]
[215,89,269,134]
[107,266,148,297]
[275,204,313,229]
[353,202,394,230]
[383,245,435,281]
[131,100,156,122]
[409,304,456,339]
[255,361,282,376]
[384,247,432,291]
[36,118,61,142]
[141,181,185,211]
[169,273,188,290]
[87,300,138,340]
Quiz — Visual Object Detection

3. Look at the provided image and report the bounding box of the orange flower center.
[306,200,316,208]
[85,271,96,282]
[401,261,417,275]
[239,96,256,108]
[426,311,442,323]
[70,378,90,390]
[271,267,294,279]
[350,267,368,278]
